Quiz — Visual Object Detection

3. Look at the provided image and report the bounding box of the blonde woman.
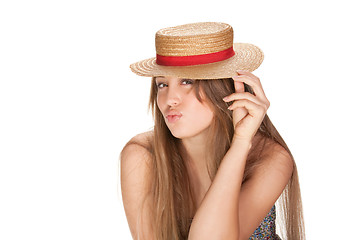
[120,22,305,240]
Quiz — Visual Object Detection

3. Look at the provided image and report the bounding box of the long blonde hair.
[123,77,305,240]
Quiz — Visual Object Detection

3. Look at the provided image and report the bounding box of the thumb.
[232,80,248,128]
[234,81,245,93]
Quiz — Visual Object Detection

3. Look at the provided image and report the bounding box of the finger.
[232,79,248,124]
[234,80,245,93]
[232,75,261,92]
[236,70,260,81]
[232,75,267,102]
[232,103,248,127]
[223,92,265,107]
[228,99,267,117]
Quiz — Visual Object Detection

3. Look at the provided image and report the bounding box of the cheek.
[193,93,213,120]
[156,95,164,113]
[188,101,214,126]
[200,108,214,125]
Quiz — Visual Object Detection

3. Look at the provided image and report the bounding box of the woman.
[120,22,305,239]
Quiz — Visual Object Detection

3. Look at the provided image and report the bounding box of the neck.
[178,133,208,170]
[178,132,212,208]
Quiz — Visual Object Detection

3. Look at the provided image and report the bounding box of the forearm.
[188,138,251,240]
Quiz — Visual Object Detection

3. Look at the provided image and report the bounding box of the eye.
[156,82,167,89]
[181,79,194,85]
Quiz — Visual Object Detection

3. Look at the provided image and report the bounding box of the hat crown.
[155,22,233,57]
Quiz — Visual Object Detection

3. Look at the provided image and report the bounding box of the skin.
[155,76,213,173]
[121,70,293,240]
[155,76,214,207]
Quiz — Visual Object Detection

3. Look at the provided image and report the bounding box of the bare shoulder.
[254,135,294,179]
[130,130,154,144]
[120,130,154,173]
[120,130,154,181]
[120,130,155,239]
[122,130,153,152]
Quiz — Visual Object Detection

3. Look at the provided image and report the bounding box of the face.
[155,76,214,140]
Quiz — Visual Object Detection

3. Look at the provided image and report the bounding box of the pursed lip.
[165,111,183,123]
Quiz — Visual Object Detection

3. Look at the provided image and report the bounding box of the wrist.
[231,135,252,150]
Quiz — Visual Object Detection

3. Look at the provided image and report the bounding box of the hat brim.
[130,43,264,79]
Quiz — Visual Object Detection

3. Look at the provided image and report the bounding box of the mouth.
[166,114,182,123]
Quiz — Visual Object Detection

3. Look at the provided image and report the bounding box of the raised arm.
[188,137,293,240]
[188,71,293,240]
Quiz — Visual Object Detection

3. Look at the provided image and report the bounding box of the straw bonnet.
[130,22,264,79]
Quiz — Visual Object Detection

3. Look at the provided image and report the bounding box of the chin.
[169,128,207,140]
[168,128,188,139]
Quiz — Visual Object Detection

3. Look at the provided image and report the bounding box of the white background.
[0,0,336,239]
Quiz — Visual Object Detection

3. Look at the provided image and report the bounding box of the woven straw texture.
[130,22,264,79]
[155,22,233,56]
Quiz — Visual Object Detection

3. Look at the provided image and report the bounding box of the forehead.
[156,76,177,80]
[155,76,194,81]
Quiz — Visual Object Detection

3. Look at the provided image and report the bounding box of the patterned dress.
[249,205,281,240]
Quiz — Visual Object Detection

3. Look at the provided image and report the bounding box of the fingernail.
[223,96,229,101]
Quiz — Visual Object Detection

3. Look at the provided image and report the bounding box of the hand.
[223,70,270,142]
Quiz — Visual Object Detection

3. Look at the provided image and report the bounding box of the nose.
[166,86,181,107]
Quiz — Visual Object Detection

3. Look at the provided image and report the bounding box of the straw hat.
[130,22,264,79]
